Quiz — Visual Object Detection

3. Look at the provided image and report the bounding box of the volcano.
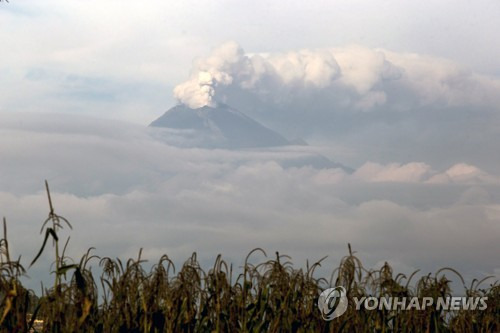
[149,103,352,171]
[149,104,291,149]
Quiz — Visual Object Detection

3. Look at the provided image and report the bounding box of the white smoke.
[173,71,218,108]
[173,42,243,108]
[173,42,500,111]
[173,42,346,108]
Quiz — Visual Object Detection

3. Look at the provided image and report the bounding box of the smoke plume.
[173,42,500,112]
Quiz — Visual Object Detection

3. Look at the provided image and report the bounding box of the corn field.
[0,182,498,332]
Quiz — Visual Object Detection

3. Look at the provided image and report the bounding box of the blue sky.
[1,1,499,290]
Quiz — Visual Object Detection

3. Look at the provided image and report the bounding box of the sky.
[1,1,500,291]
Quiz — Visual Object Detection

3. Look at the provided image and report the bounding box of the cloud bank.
[1,113,499,291]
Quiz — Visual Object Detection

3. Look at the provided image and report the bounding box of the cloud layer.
[2,1,500,128]
[1,113,499,291]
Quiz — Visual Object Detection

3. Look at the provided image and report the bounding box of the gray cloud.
[2,1,500,122]
[1,113,498,292]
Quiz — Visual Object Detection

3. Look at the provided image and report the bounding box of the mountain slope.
[150,104,290,148]
[149,103,352,172]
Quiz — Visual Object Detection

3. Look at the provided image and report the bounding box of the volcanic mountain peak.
[150,104,290,149]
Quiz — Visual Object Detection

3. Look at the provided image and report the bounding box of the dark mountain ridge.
[150,104,290,148]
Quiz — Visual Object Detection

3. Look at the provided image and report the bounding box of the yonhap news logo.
[317,286,489,321]
[317,286,348,320]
